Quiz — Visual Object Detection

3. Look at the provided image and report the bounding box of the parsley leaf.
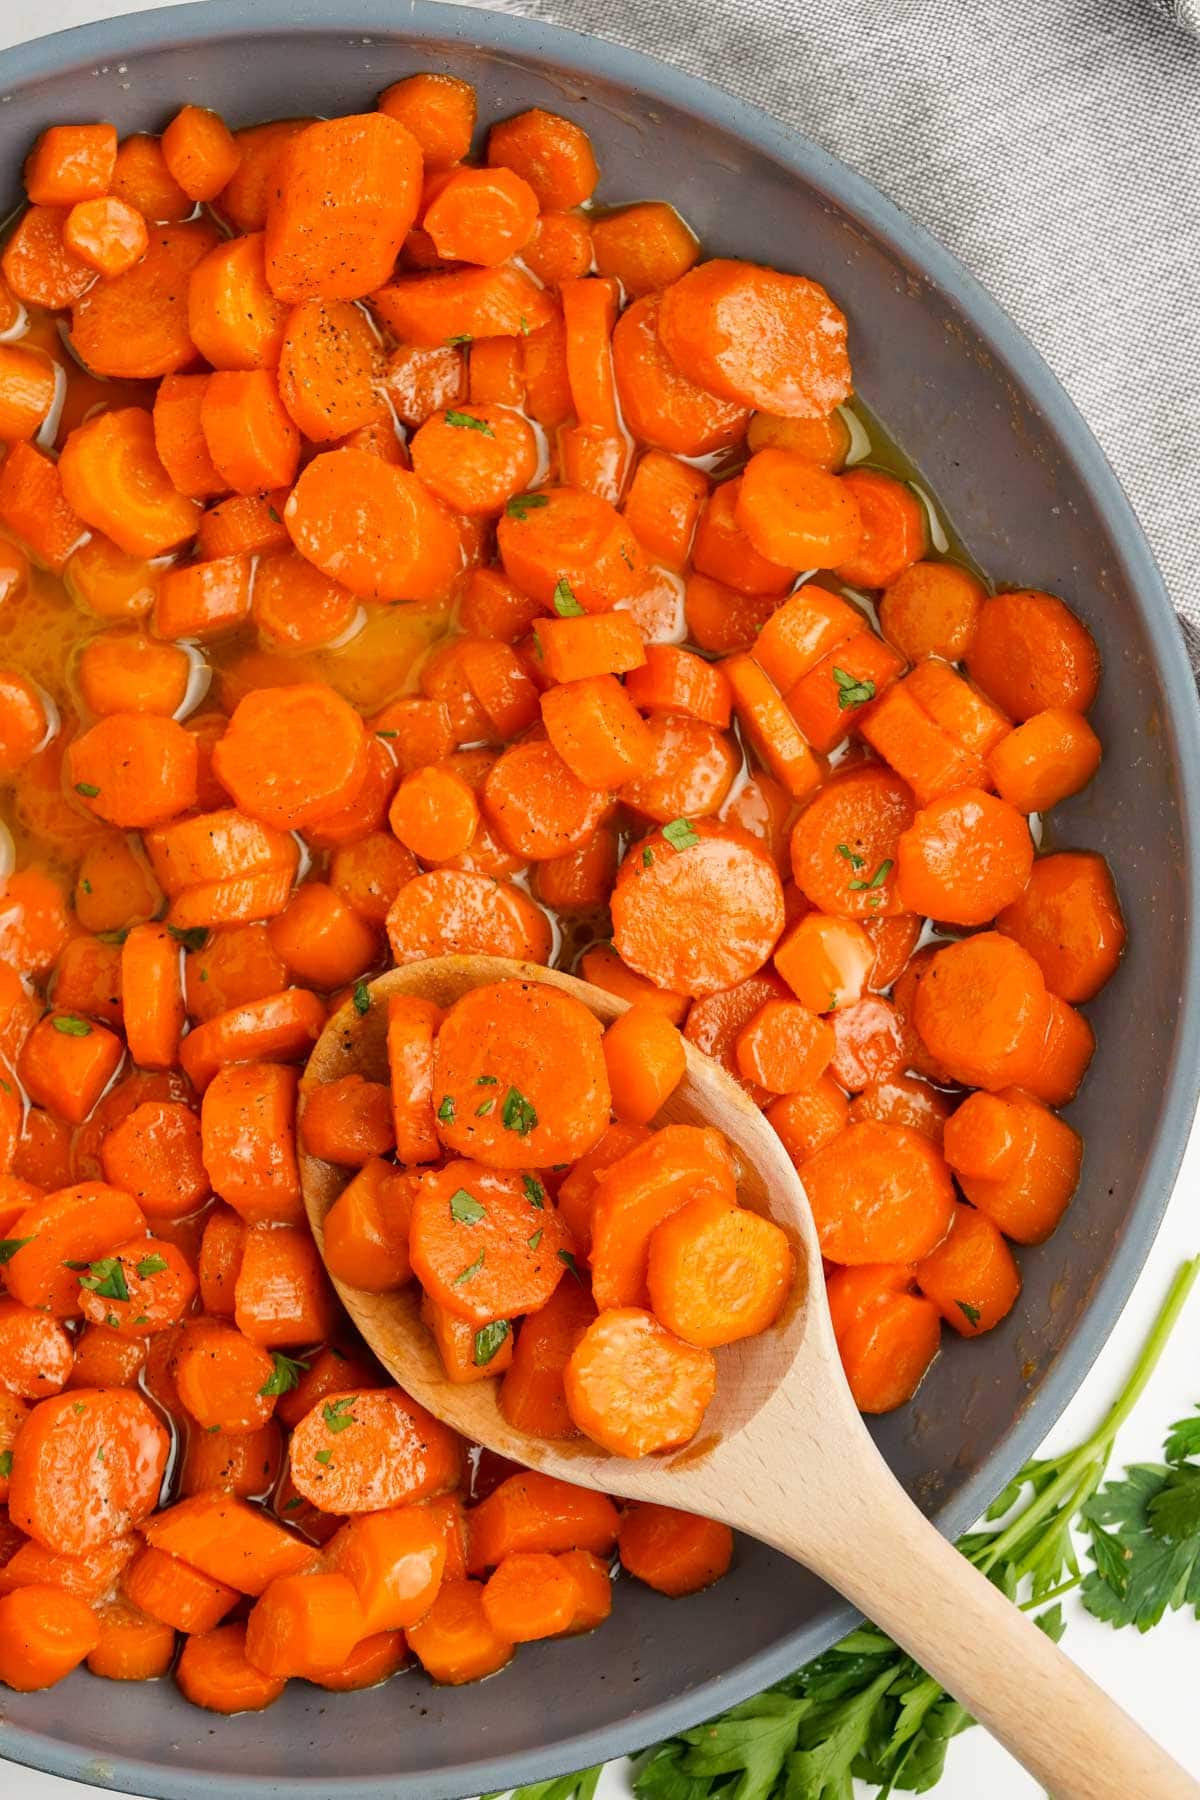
[0,1236,35,1266]
[75,781,100,798]
[476,1074,498,1085]
[506,493,550,521]
[353,979,371,1015]
[1165,1413,1200,1463]
[267,505,282,524]
[283,1495,304,1511]
[78,1256,129,1301]
[314,1448,333,1466]
[167,925,207,953]
[476,1097,495,1116]
[662,818,699,852]
[53,1014,92,1037]
[258,1351,310,1397]
[831,665,876,710]
[437,1095,456,1123]
[642,845,654,868]
[322,1397,357,1434]
[135,1253,169,1279]
[528,1228,543,1251]
[955,1299,982,1328]
[0,1449,12,1478]
[473,1320,510,1367]
[835,842,865,870]
[848,858,893,892]
[501,1086,537,1136]
[445,410,494,435]
[446,332,472,347]
[523,1175,545,1209]
[552,578,585,617]
[453,1250,485,1286]
[557,1248,584,1286]
[450,1189,486,1226]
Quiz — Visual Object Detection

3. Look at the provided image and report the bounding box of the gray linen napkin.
[499,0,1200,644]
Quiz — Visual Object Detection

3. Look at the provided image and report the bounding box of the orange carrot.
[26,123,117,206]
[826,1265,942,1413]
[385,868,552,967]
[288,1387,462,1512]
[71,221,220,378]
[879,559,984,663]
[408,1159,569,1324]
[896,787,1033,925]
[265,114,423,302]
[320,1158,415,1293]
[618,1502,733,1596]
[965,589,1100,720]
[299,1072,394,1167]
[144,1492,319,1595]
[986,708,1102,813]
[613,295,750,458]
[766,1077,849,1166]
[0,1584,100,1690]
[161,106,242,203]
[59,408,199,558]
[8,1388,168,1554]
[648,1195,793,1347]
[588,1123,735,1310]
[602,1004,686,1126]
[285,448,462,603]
[801,1119,955,1263]
[564,1305,716,1456]
[406,1578,513,1684]
[914,1201,1021,1336]
[200,1061,302,1221]
[176,1621,287,1713]
[385,994,442,1167]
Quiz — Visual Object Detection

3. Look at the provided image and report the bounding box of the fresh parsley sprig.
[493,1256,1199,1800]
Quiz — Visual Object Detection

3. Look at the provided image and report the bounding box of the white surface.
[2,1,1200,1795]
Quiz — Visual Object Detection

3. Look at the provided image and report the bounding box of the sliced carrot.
[2,206,95,310]
[213,682,367,831]
[26,123,117,207]
[86,1598,176,1682]
[299,1071,394,1169]
[145,1492,318,1595]
[386,868,551,966]
[946,1089,1082,1244]
[59,408,199,558]
[901,658,1010,758]
[827,1265,942,1413]
[849,1073,953,1145]
[565,1306,715,1456]
[265,114,422,302]
[614,294,749,458]
[285,448,461,603]
[424,166,538,266]
[378,71,476,165]
[371,263,555,344]
[17,1011,123,1126]
[176,1417,282,1500]
[497,484,642,614]
[71,220,220,378]
[879,559,984,663]
[965,589,1100,720]
[383,343,467,427]
[8,1388,168,1555]
[896,787,1033,925]
[0,1302,73,1399]
[618,1502,733,1596]
[801,1119,955,1263]
[0,1584,100,1690]
[789,764,913,919]
[602,1004,686,1126]
[483,739,610,861]
[914,931,1051,1091]
[0,344,56,443]
[409,1159,569,1324]
[110,134,191,224]
[196,492,290,562]
[996,850,1124,1001]
[986,708,1102,813]
[914,1201,1021,1336]
[176,1621,286,1713]
[589,1123,735,1310]
[199,1060,302,1221]
[277,297,385,442]
[648,1194,792,1347]
[622,450,708,569]
[217,119,313,232]
[288,1387,463,1513]
[122,1543,239,1633]
[467,1471,618,1573]
[660,259,850,415]
[766,1077,849,1166]
[833,470,925,589]
[523,212,593,288]
[481,1550,579,1642]
[245,1569,364,1679]
[774,911,874,1013]
[406,1577,513,1684]
[325,1501,447,1634]
[162,105,241,202]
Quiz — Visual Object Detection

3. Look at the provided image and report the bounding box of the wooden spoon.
[301,954,1198,1800]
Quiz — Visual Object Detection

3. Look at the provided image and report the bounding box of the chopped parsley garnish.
[523,1175,545,1209]
[74,781,100,797]
[167,925,207,952]
[314,1448,332,1466]
[450,1189,486,1226]
[501,1086,537,1137]
[476,1074,497,1086]
[258,1351,310,1397]
[283,1496,304,1511]
[453,1250,485,1286]
[437,1095,456,1124]
[322,1397,357,1434]
[445,410,494,436]
[267,505,282,524]
[52,1015,91,1037]
[832,665,876,710]
[0,1450,12,1478]
[956,1300,983,1327]
[0,1237,34,1265]
[352,979,371,1015]
[78,1257,129,1302]
[446,333,472,347]
[506,492,550,521]
[135,1253,168,1279]
[662,817,699,852]
[528,1228,544,1251]
[473,1320,511,1367]
[552,578,585,617]
[642,845,654,868]
[476,1097,495,1116]
[375,728,398,739]
[836,842,865,870]
[848,858,893,892]
[557,1248,585,1286]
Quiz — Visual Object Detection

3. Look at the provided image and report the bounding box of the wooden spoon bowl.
[301,955,1198,1800]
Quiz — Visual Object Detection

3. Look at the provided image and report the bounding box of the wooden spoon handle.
[766,1475,1198,1800]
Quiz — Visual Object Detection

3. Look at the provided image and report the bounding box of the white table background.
[2,1,1199,1794]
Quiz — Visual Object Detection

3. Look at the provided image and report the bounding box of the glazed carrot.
[199,1061,302,1221]
[965,589,1100,720]
[25,123,117,206]
[481,1550,580,1642]
[802,1119,955,1263]
[858,682,983,807]
[265,114,422,302]
[386,868,552,966]
[196,492,290,561]
[248,548,357,651]
[611,819,786,997]
[77,629,191,721]
[213,682,367,831]
[266,884,379,991]
[305,1628,408,1690]
[648,1195,793,1348]
[901,658,1010,758]
[63,196,149,278]
[153,554,253,643]
[521,309,573,426]
[849,1072,953,1145]
[0,1302,73,1399]
[747,407,851,469]
[408,1159,569,1324]
[118,923,184,1069]
[59,409,199,558]
[73,1235,195,1337]
[826,1266,942,1414]
[986,708,1102,813]
[173,1319,277,1433]
[613,295,750,458]
[497,485,642,613]
[789,764,913,919]
[0,1395,30,1497]
[0,1585,100,1690]
[145,1492,318,1595]
[433,979,610,1169]
[148,811,296,903]
[374,264,556,347]
[1023,992,1095,1108]
[523,212,593,288]
[458,639,546,740]
[182,928,284,1026]
[83,1597,175,1682]
[187,233,289,371]
[622,450,708,569]
[533,823,619,912]
[459,567,544,643]
[579,945,687,1025]
[406,1577,513,1684]
[177,1418,282,1500]
[0,1531,140,1600]
[411,404,539,515]
[589,1123,735,1310]
[774,911,875,1013]
[108,133,190,222]
[895,787,1032,925]
[0,672,49,780]
[424,166,539,265]
[997,850,1124,1002]
[176,1621,287,1713]
[467,1471,618,1573]
[787,632,906,754]
[588,201,696,295]
[833,470,925,589]
[0,344,56,442]
[486,107,597,209]
[625,646,731,732]
[602,1004,686,1126]
[564,1305,716,1456]
[483,739,610,860]
[499,1274,596,1440]
[122,1543,239,1634]
[383,994,442,1167]
[766,1077,849,1166]
[17,1011,123,1126]
[914,931,1051,1091]
[326,1503,448,1637]
[288,1387,462,1512]
[330,833,419,927]
[542,675,654,792]
[4,1181,148,1316]
[691,481,794,598]
[828,994,907,1091]
[235,1223,336,1351]
[734,451,863,572]
[659,259,850,415]
[245,1570,364,1679]
[1,206,95,309]
[277,298,385,442]
[162,105,241,202]
[386,766,478,865]
[946,1089,1082,1244]
[735,999,835,1093]
[0,443,87,574]
[8,1389,168,1554]
[71,221,220,378]
[914,1201,1021,1337]
[422,1291,514,1384]
[891,946,957,1086]
[200,369,300,496]
[217,118,312,231]
[383,344,467,426]
[0,868,74,980]
[321,1159,414,1292]
[618,1503,733,1596]
[67,712,198,829]
[299,1073,394,1167]
[378,71,475,164]
[879,559,984,663]
[285,449,462,602]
